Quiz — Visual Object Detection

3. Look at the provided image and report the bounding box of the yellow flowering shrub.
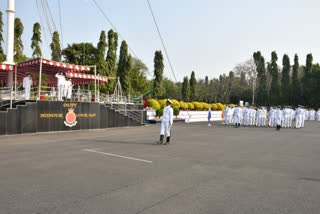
[147,99,160,110]
[211,103,218,110]
[171,99,180,109]
[179,101,188,110]
[187,102,195,110]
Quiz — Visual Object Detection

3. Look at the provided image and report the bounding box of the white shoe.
[208,124,211,126]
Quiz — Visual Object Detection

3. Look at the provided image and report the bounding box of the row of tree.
[0,12,319,107]
[152,51,320,108]
[253,51,320,107]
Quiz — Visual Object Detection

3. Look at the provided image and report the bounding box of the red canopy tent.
[0,64,14,71]
[17,58,108,85]
[16,58,108,100]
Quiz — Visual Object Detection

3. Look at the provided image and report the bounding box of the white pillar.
[38,58,43,100]
[5,0,15,65]
[4,0,15,87]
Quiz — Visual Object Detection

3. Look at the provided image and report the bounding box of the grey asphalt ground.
[0,121,320,214]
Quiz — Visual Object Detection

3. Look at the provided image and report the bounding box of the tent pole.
[98,74,100,102]
[14,65,17,100]
[94,65,96,102]
[38,57,43,100]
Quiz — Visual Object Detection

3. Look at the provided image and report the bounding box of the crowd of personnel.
[223,105,320,130]
[20,71,73,101]
[55,71,73,101]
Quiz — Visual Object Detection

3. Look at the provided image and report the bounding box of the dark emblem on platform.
[64,108,77,127]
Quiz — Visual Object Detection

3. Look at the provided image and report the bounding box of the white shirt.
[23,76,32,89]
[275,109,283,125]
[55,73,66,86]
[162,105,173,125]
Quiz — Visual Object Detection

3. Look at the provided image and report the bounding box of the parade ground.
[0,122,320,214]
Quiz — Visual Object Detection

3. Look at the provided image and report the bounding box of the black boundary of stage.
[0,101,143,135]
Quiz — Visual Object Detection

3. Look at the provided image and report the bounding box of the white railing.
[1,86,144,106]
[0,87,28,101]
[99,93,144,123]
[100,94,143,105]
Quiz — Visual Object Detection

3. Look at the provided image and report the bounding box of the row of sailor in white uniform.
[224,106,320,129]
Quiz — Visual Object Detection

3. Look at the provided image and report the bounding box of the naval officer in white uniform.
[156,99,174,145]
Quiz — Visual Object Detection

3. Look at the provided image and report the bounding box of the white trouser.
[246,116,250,126]
[227,115,232,124]
[57,85,64,101]
[288,118,293,127]
[270,117,275,127]
[295,116,302,128]
[285,116,290,128]
[233,115,240,124]
[301,118,305,128]
[260,116,266,126]
[224,116,228,125]
[250,116,255,126]
[24,87,31,100]
[256,116,261,126]
[160,121,171,136]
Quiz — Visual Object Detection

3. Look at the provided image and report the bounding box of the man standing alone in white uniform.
[23,72,32,100]
[156,99,174,145]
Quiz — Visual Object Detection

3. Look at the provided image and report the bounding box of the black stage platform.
[0,101,143,135]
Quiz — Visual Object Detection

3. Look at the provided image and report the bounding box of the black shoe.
[165,136,170,145]
[156,135,164,144]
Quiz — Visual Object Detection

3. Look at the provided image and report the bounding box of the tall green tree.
[163,78,180,100]
[204,76,209,102]
[105,29,118,92]
[205,76,209,86]
[152,50,164,98]
[240,72,246,85]
[308,64,320,108]
[0,11,5,62]
[302,53,313,105]
[96,31,107,74]
[227,71,235,103]
[269,51,280,105]
[218,74,227,103]
[96,31,108,93]
[281,54,290,105]
[190,71,197,101]
[62,43,97,65]
[305,53,313,76]
[291,54,300,106]
[50,31,61,61]
[129,58,150,96]
[253,51,268,106]
[208,79,219,103]
[106,29,118,75]
[181,76,190,101]
[14,18,27,62]
[31,22,42,58]
[117,40,131,93]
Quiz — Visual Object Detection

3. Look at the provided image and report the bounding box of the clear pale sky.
[1,0,320,81]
